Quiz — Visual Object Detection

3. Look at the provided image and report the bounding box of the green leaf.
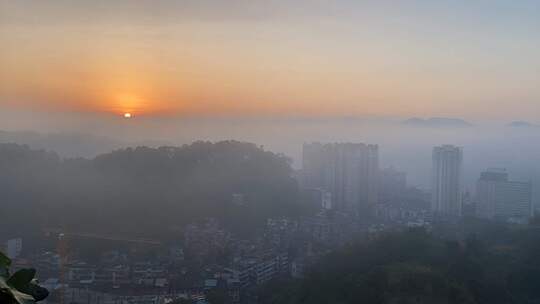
[25,280,49,302]
[2,278,33,304]
[0,252,11,278]
[0,252,11,268]
[7,269,36,291]
[10,288,36,304]
[0,258,46,303]
[0,276,9,289]
[1,276,37,304]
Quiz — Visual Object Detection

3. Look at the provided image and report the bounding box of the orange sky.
[1,1,539,120]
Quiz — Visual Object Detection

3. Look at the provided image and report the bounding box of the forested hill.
[260,224,540,304]
[0,141,302,238]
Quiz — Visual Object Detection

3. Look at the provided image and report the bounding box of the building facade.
[4,238,22,259]
[302,142,379,216]
[476,169,532,221]
[431,145,463,216]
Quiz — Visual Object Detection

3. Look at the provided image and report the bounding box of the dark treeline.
[260,221,540,304]
[0,141,304,239]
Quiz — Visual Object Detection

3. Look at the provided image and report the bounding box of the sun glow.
[112,93,145,118]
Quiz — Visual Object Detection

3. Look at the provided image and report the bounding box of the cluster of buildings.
[24,251,171,294]
[14,212,369,304]
[4,142,536,304]
[301,142,534,224]
[475,168,532,222]
[301,142,430,225]
[431,145,532,222]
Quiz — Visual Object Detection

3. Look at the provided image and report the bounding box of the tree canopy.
[0,141,303,238]
[260,225,540,304]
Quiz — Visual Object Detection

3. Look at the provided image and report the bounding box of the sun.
[123,113,132,118]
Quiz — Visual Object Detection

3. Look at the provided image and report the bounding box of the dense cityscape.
[2,140,536,304]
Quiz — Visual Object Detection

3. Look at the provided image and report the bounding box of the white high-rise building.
[431,145,463,216]
[5,238,22,259]
[302,142,379,216]
[476,169,532,221]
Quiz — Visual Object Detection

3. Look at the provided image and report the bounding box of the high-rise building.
[302,143,378,216]
[476,168,532,221]
[4,238,22,259]
[431,145,463,216]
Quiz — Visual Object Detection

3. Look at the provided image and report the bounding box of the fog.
[1,109,539,205]
[3,111,540,304]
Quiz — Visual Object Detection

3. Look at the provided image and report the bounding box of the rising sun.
[123,113,132,118]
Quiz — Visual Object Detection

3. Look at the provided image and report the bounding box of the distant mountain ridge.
[402,117,473,128]
[507,121,539,128]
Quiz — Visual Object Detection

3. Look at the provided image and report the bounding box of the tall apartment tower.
[301,142,326,190]
[431,145,463,216]
[302,143,379,216]
[476,168,532,221]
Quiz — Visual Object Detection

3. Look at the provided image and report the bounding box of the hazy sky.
[1,0,539,121]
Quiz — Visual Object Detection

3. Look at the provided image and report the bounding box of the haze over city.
[1,1,540,304]
[2,1,540,185]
